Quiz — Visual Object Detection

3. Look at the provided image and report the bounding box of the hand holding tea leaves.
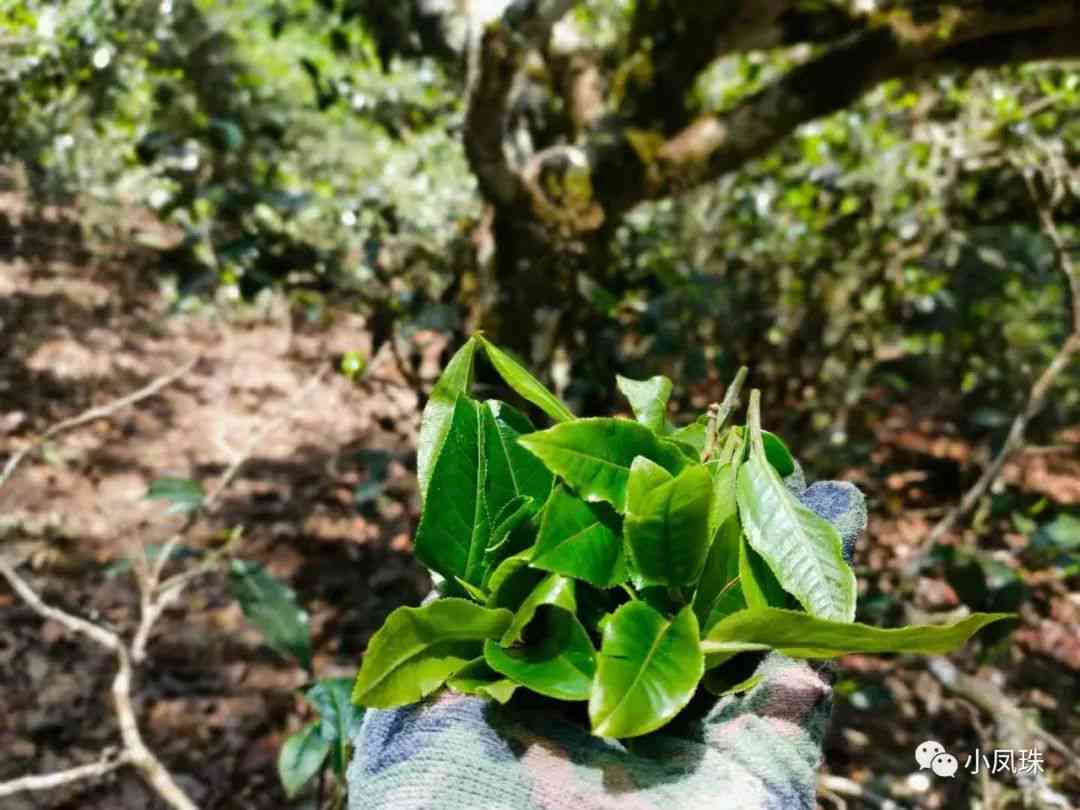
[346,336,1010,809]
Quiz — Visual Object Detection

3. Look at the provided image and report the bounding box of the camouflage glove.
[347,476,866,810]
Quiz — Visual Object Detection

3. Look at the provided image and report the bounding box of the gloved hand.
[347,477,867,810]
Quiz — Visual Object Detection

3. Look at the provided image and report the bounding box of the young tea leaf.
[589,603,703,738]
[483,401,555,516]
[447,657,519,704]
[485,551,544,608]
[625,464,713,587]
[278,721,331,798]
[668,419,707,453]
[477,335,575,423]
[701,608,1014,659]
[518,418,687,511]
[738,532,787,614]
[455,577,489,603]
[530,486,627,588]
[414,397,490,586]
[228,560,312,670]
[692,514,745,627]
[417,337,478,502]
[483,496,539,573]
[627,456,673,505]
[706,460,738,540]
[501,573,576,646]
[485,606,596,701]
[616,374,673,432]
[352,599,512,708]
[736,392,856,622]
[145,477,206,515]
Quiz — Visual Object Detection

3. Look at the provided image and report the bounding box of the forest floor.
[0,190,1077,810]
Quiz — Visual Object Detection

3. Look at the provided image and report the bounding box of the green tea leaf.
[627,456,674,505]
[692,514,744,627]
[417,337,478,501]
[501,573,576,645]
[447,657,519,704]
[701,608,1014,659]
[455,577,489,603]
[483,400,554,517]
[738,532,787,614]
[306,677,362,778]
[761,431,796,477]
[668,419,707,453]
[352,599,512,708]
[485,551,544,609]
[736,392,856,622]
[589,603,703,738]
[625,464,713,587]
[278,721,330,798]
[707,460,738,539]
[414,397,490,586]
[531,486,627,588]
[145,477,206,515]
[616,374,672,432]
[518,418,687,511]
[227,560,312,670]
[477,335,575,423]
[485,607,596,701]
[483,496,539,572]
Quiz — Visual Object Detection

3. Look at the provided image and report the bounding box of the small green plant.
[144,475,357,802]
[351,335,1010,739]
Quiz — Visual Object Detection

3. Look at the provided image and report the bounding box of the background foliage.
[4,0,1078,469]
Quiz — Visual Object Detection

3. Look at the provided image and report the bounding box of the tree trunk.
[477,203,619,410]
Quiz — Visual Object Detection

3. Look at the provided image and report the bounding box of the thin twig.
[133,366,326,661]
[204,367,328,509]
[0,557,199,810]
[0,556,121,651]
[928,657,1076,810]
[817,774,907,810]
[0,356,198,489]
[0,751,130,797]
[702,366,748,462]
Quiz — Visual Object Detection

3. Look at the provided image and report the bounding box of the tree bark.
[460,0,1080,371]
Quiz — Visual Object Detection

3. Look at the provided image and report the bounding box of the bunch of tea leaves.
[352,335,1010,738]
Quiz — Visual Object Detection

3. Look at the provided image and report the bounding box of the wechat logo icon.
[915,741,958,778]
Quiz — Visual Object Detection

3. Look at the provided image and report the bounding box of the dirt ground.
[0,192,1077,810]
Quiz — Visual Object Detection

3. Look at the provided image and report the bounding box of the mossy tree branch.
[463,1,1080,233]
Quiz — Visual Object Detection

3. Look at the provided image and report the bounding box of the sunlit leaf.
[447,657,519,704]
[701,608,1014,660]
[417,338,478,502]
[352,599,512,708]
[616,374,672,432]
[501,573,576,645]
[530,486,626,588]
[414,397,489,586]
[736,393,855,622]
[518,418,687,511]
[625,463,713,587]
[693,514,744,627]
[485,607,596,701]
[589,603,703,738]
[477,335,575,423]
